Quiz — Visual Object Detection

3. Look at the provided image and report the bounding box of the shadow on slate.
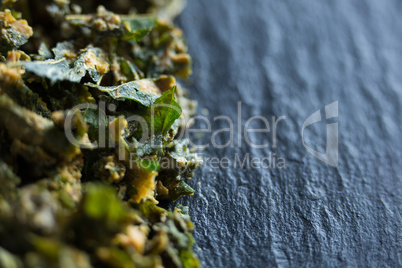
[173,0,402,267]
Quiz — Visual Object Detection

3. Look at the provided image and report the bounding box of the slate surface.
[174,0,402,267]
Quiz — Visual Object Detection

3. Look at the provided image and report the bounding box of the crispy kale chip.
[0,9,32,54]
[25,46,109,84]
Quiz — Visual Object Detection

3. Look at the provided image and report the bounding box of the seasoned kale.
[0,1,201,267]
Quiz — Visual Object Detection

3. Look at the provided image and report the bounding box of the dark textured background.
[174,0,402,267]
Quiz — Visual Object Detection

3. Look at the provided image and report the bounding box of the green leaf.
[169,180,195,201]
[24,59,73,83]
[148,86,182,136]
[121,16,156,41]
[24,47,108,84]
[85,80,158,107]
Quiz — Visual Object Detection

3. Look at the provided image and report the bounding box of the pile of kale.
[0,0,202,267]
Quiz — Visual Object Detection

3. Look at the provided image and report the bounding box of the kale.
[85,80,159,106]
[24,46,109,84]
[0,1,202,267]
